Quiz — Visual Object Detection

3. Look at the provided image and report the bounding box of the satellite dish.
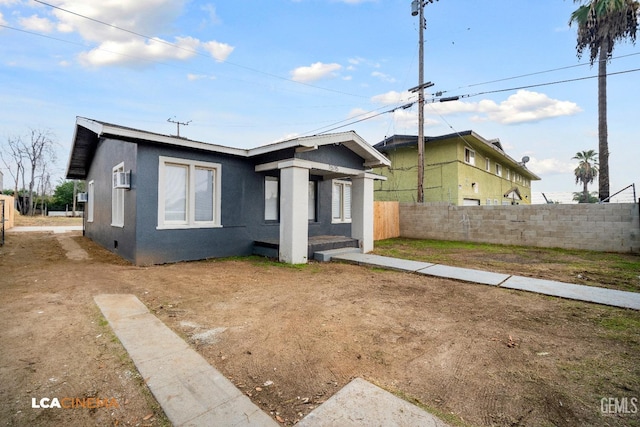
[521,156,530,164]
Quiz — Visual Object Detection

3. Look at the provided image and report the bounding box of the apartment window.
[111,163,125,227]
[264,176,279,221]
[332,180,351,223]
[464,148,475,166]
[157,156,221,229]
[506,169,510,180]
[485,158,490,171]
[87,180,95,223]
[495,163,502,177]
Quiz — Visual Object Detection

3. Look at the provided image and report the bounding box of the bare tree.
[21,129,56,215]
[0,136,25,213]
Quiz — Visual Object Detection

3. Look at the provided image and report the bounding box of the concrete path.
[94,294,278,427]
[331,252,640,310]
[7,225,83,233]
[96,294,451,427]
[297,378,449,427]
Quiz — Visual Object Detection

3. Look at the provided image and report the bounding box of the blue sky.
[0,0,638,198]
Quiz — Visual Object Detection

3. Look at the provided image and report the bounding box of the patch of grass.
[376,384,468,427]
[373,238,640,293]
[598,315,640,332]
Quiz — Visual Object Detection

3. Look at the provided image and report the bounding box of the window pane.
[332,183,341,219]
[195,168,214,222]
[343,184,351,220]
[265,177,278,221]
[165,164,187,222]
[308,181,316,222]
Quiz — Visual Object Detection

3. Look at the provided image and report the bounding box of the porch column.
[351,173,375,253]
[279,165,309,264]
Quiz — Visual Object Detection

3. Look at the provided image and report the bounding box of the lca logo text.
[31,397,119,409]
[601,397,638,415]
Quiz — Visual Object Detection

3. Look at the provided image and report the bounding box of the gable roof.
[66,117,390,179]
[373,131,540,181]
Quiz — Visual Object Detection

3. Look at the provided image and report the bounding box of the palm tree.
[569,0,638,202]
[573,150,599,203]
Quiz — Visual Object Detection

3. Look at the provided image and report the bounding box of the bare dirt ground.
[1,228,639,426]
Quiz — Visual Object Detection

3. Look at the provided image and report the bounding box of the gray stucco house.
[65,117,390,265]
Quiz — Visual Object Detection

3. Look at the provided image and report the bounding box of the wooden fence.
[373,201,400,241]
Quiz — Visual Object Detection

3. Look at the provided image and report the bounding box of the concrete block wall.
[399,202,640,253]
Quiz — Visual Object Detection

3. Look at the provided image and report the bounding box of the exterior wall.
[84,138,138,263]
[374,140,535,205]
[399,203,640,253]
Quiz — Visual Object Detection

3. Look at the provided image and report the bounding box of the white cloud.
[371,90,414,105]
[427,90,581,124]
[201,4,221,25]
[526,157,575,176]
[45,0,234,67]
[0,12,6,26]
[290,62,342,82]
[19,14,55,32]
[371,71,396,83]
[201,40,234,61]
[187,73,216,81]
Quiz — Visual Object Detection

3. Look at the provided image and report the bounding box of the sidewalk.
[7,225,83,233]
[329,252,640,311]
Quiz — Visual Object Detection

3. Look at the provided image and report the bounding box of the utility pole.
[167,117,192,137]
[411,0,437,203]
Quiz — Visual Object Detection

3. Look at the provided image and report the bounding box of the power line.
[32,0,368,99]
[303,67,640,135]
[456,52,640,90]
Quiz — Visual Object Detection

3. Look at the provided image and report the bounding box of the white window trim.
[157,156,222,230]
[495,163,502,177]
[485,157,490,171]
[111,163,125,227]
[332,179,352,224]
[464,148,475,166]
[87,180,95,223]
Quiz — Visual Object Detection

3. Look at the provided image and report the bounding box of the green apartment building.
[373,131,541,205]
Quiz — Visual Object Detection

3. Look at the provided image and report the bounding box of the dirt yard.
[1,230,639,426]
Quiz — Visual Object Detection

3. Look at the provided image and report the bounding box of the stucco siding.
[84,138,138,263]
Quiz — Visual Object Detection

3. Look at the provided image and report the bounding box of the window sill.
[331,220,352,224]
[156,224,223,230]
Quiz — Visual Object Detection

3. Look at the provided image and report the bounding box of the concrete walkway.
[96,294,451,427]
[7,225,83,233]
[329,252,640,310]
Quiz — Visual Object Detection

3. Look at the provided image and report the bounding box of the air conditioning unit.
[113,171,131,189]
[77,192,88,203]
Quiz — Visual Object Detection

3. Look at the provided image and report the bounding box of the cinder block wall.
[399,202,640,253]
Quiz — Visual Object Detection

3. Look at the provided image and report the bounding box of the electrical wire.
[32,0,368,99]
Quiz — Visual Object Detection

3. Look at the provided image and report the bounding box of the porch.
[253,235,359,261]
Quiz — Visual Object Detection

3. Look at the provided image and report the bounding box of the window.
[495,163,502,177]
[87,180,95,223]
[264,176,279,221]
[485,158,490,171]
[308,181,316,222]
[464,148,475,166]
[486,199,492,206]
[506,169,510,180]
[158,156,221,229]
[332,180,351,223]
[112,163,125,227]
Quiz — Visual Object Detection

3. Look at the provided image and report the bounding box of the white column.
[351,174,375,253]
[279,165,309,264]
